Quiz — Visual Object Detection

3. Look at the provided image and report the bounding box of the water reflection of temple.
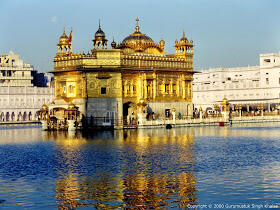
[38,124,280,208]
[56,173,81,209]
[122,129,197,208]
[52,128,197,209]
[122,172,196,209]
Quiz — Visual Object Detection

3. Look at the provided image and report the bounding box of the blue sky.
[1,0,280,72]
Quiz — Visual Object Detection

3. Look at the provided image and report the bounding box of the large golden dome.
[122,30,154,45]
[117,18,164,55]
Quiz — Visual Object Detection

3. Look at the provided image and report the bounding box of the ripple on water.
[0,126,280,208]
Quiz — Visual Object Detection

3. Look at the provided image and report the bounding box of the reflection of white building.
[0,51,54,122]
[193,52,280,112]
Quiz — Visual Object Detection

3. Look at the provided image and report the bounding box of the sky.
[1,0,280,72]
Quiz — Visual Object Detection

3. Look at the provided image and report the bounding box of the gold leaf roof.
[117,18,164,54]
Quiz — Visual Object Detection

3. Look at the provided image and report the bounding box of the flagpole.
[69,27,73,53]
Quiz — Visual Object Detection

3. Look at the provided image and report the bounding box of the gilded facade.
[50,19,194,128]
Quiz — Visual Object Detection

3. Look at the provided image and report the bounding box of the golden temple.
[48,18,194,129]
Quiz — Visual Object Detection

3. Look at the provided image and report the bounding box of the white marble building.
[0,51,54,122]
[193,52,280,112]
[0,51,34,86]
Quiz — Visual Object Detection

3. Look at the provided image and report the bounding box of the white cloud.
[51,16,57,23]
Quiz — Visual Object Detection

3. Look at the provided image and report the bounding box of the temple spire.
[135,17,140,32]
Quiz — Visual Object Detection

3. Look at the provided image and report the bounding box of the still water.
[0,124,280,209]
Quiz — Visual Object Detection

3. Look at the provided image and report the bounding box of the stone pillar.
[140,76,144,99]
[130,83,133,97]
[153,77,156,99]
[123,80,126,97]
[143,75,147,99]
[268,103,271,112]
[190,82,193,100]
[186,82,189,99]
[137,77,142,101]
[175,81,179,96]
[170,80,173,96]
[182,76,186,99]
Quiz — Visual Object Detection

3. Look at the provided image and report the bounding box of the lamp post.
[199,106,203,121]
[39,104,49,130]
[257,104,264,117]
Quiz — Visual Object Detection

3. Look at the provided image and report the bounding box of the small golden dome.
[95,27,105,39]
[92,21,108,49]
[68,103,77,110]
[94,21,106,41]
[175,30,193,49]
[58,29,69,46]
[221,97,229,105]
[41,104,48,111]
[111,38,117,49]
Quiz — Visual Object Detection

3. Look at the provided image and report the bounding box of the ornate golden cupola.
[57,28,71,56]
[175,30,193,58]
[117,18,164,55]
[93,21,108,49]
[111,37,117,49]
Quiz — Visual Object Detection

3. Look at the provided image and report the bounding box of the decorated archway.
[28,112,32,121]
[35,111,40,120]
[18,112,23,121]
[123,102,137,125]
[6,112,10,121]
[23,112,27,121]
[11,112,15,121]
[0,112,4,121]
